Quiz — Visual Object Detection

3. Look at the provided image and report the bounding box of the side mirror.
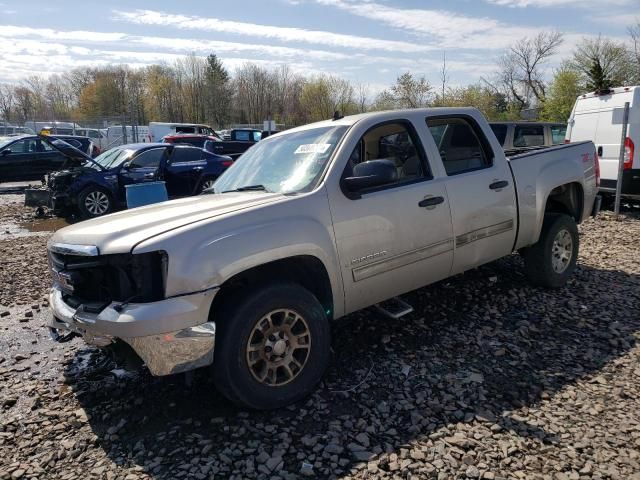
[1,149,11,156]
[342,159,397,195]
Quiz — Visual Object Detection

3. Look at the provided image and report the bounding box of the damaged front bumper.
[48,286,218,376]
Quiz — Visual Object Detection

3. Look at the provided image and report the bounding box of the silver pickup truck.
[46,108,600,409]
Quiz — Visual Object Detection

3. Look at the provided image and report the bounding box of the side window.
[513,125,544,147]
[345,122,427,185]
[9,139,38,153]
[129,148,165,169]
[427,117,493,176]
[171,147,203,163]
[489,124,508,146]
[550,125,566,145]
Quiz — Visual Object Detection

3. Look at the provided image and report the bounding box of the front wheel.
[213,284,330,409]
[77,186,113,219]
[522,213,579,288]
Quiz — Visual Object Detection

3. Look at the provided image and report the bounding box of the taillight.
[594,149,600,187]
[564,139,570,144]
[221,160,233,168]
[624,137,634,170]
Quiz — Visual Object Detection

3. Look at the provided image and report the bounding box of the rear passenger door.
[164,147,205,196]
[426,115,517,274]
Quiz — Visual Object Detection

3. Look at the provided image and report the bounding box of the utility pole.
[614,102,630,218]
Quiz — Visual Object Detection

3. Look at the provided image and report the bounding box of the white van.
[148,122,215,142]
[565,86,639,198]
[105,125,152,148]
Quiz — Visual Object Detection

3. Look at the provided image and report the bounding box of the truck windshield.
[213,126,348,194]
[93,147,134,169]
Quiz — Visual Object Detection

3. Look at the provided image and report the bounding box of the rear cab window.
[426,117,493,175]
[513,125,544,147]
[550,125,567,145]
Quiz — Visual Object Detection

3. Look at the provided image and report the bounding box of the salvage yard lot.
[0,195,639,480]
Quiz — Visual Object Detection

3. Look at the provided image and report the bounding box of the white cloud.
[312,0,545,50]
[112,9,436,53]
[485,0,633,7]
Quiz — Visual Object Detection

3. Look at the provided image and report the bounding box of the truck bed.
[506,141,598,251]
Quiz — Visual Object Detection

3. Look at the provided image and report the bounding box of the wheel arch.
[543,182,584,224]
[210,255,335,322]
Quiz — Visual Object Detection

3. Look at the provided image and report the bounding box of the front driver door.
[328,119,454,314]
[118,147,167,198]
[0,138,41,181]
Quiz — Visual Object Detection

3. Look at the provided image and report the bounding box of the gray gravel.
[1,196,639,480]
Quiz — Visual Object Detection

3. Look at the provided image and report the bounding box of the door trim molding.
[352,238,454,282]
[455,219,514,247]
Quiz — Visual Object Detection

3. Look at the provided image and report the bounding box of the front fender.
[133,192,345,317]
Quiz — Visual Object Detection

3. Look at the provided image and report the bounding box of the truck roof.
[278,107,484,136]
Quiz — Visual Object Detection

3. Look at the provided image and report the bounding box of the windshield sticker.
[294,143,332,154]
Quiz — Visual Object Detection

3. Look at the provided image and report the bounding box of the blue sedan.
[45,139,233,219]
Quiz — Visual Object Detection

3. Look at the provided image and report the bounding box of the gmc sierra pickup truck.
[46,108,600,409]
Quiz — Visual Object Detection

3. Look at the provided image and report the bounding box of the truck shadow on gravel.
[63,255,639,479]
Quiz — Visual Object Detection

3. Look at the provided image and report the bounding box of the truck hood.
[49,192,286,254]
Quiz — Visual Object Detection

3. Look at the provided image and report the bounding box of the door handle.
[418,196,444,208]
[489,180,509,190]
[192,166,204,171]
[143,173,155,179]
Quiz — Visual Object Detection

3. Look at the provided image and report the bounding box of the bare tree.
[497,31,563,109]
[627,21,640,84]
[439,51,449,102]
[356,83,368,113]
[0,85,14,122]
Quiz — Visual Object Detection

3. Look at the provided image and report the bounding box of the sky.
[0,0,637,91]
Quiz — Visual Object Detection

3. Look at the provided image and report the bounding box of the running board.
[374,297,414,319]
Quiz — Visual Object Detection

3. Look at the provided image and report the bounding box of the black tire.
[77,186,113,219]
[198,176,217,193]
[522,213,579,288]
[213,283,330,409]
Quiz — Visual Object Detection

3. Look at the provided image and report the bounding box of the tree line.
[1,22,639,129]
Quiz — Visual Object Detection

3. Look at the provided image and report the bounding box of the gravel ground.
[0,195,639,480]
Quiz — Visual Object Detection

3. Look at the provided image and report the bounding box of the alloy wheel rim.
[246,309,311,386]
[85,191,109,215]
[202,179,216,191]
[551,229,573,273]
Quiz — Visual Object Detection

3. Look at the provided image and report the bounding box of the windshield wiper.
[222,184,271,193]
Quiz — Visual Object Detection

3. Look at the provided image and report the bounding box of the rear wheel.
[198,176,217,193]
[213,284,330,409]
[522,213,579,288]
[77,186,113,219]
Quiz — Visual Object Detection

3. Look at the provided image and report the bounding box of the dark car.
[0,134,95,183]
[208,128,262,160]
[45,140,234,219]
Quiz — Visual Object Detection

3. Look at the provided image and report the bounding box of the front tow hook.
[49,327,79,343]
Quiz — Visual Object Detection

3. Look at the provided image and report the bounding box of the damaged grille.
[49,250,167,311]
